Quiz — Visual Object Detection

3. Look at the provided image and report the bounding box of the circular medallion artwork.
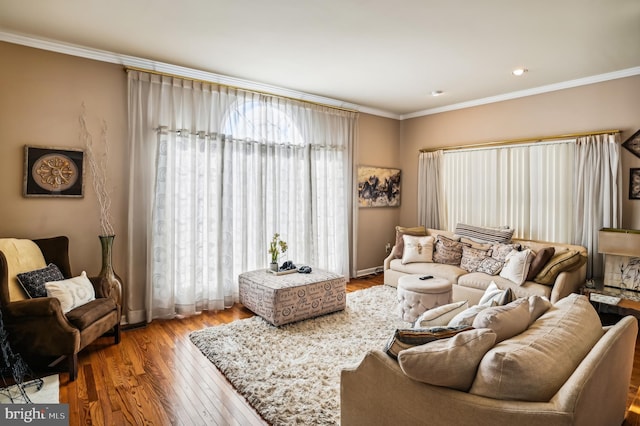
[32,154,79,192]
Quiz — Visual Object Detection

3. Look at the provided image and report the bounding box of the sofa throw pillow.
[472,298,530,343]
[413,300,469,328]
[401,235,434,264]
[447,304,491,327]
[478,281,513,306]
[526,246,555,281]
[433,234,467,265]
[391,226,427,259]
[528,295,552,325]
[454,223,514,244]
[491,243,521,262]
[17,263,64,298]
[384,325,473,360]
[475,257,503,275]
[398,328,497,391]
[460,245,491,272]
[499,249,534,285]
[44,271,96,313]
[534,250,585,285]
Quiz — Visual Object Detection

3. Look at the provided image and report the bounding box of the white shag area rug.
[189,285,410,425]
[0,375,59,404]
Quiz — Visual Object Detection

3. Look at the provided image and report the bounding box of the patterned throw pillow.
[17,263,64,298]
[491,243,521,262]
[433,235,467,265]
[476,257,503,275]
[384,325,473,360]
[460,245,492,272]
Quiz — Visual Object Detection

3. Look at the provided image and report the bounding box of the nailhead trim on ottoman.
[396,275,453,322]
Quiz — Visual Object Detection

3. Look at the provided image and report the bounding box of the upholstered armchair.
[0,236,121,381]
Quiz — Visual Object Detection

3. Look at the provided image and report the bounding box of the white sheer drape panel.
[573,133,621,278]
[417,150,445,229]
[128,70,357,322]
[442,141,574,242]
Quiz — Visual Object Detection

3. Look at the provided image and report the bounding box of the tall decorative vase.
[98,235,123,307]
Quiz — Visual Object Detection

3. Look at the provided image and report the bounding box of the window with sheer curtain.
[127,71,357,322]
[442,140,575,242]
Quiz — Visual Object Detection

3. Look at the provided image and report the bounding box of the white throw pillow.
[447,304,491,327]
[401,235,434,264]
[478,281,511,306]
[414,300,469,328]
[499,249,534,285]
[45,271,95,313]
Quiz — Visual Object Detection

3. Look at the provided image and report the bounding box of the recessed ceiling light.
[431,90,444,97]
[512,68,528,76]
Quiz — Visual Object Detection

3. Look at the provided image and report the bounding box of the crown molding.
[2,29,638,122]
[400,67,640,120]
[0,30,400,120]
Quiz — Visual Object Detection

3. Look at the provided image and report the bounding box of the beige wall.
[356,114,401,273]
[400,75,640,231]
[0,42,128,284]
[2,41,638,284]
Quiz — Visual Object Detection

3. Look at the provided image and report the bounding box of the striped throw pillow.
[455,223,514,244]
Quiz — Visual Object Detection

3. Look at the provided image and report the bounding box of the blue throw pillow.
[16,263,64,298]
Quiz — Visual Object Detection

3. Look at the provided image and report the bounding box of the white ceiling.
[1,0,639,118]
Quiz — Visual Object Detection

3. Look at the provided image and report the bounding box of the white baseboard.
[356,266,383,277]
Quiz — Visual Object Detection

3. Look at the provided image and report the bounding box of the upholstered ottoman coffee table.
[239,268,347,326]
[396,275,452,322]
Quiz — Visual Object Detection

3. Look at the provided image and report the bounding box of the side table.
[582,286,640,323]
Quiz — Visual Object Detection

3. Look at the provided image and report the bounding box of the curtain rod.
[124,66,359,114]
[419,129,621,153]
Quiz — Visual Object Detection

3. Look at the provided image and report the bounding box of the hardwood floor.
[47,273,640,425]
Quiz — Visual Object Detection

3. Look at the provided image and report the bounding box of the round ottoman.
[396,275,453,322]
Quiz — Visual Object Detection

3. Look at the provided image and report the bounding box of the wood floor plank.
[46,273,640,425]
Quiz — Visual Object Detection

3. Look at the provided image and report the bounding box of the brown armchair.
[0,236,120,381]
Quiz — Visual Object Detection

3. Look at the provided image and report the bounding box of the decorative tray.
[267,268,298,276]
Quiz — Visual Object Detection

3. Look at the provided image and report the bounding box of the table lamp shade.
[598,228,640,257]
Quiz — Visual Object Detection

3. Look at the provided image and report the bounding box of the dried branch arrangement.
[79,103,114,236]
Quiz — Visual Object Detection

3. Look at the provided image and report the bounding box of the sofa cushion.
[0,238,48,301]
[526,246,555,281]
[472,298,530,343]
[457,273,552,301]
[392,226,427,259]
[17,263,64,298]
[460,245,491,272]
[499,249,534,285]
[533,249,585,285]
[66,297,117,330]
[398,329,497,391]
[448,304,491,327]
[45,271,96,313]
[388,259,467,284]
[384,325,473,360]
[401,235,434,264]
[469,293,604,401]
[414,300,469,328]
[454,223,514,244]
[433,235,467,265]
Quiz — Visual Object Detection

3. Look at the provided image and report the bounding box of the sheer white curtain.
[127,71,357,322]
[418,150,446,229]
[442,141,575,242]
[573,133,621,278]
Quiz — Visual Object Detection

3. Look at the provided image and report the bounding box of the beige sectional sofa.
[341,294,638,426]
[384,227,587,305]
